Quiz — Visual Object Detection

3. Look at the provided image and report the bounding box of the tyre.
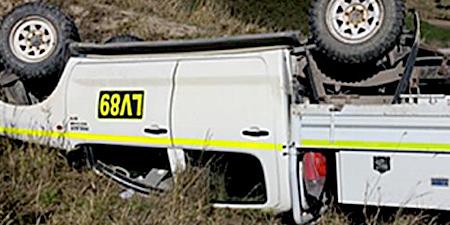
[0,2,80,80]
[105,34,143,44]
[309,0,405,64]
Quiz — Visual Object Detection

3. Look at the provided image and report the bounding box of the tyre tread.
[0,2,80,80]
[309,0,405,64]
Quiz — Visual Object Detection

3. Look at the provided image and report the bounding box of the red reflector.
[302,152,327,200]
[303,152,327,181]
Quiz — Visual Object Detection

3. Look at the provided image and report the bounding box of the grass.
[56,0,449,47]
[407,0,450,20]
[421,21,450,47]
[405,13,450,48]
[0,139,447,225]
[2,0,446,46]
[0,0,449,224]
[0,139,284,225]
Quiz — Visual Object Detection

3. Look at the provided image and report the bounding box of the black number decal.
[98,91,144,119]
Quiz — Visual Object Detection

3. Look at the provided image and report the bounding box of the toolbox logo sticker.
[98,90,144,119]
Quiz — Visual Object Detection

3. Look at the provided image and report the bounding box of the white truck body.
[299,101,450,210]
[2,38,450,223]
[0,46,293,212]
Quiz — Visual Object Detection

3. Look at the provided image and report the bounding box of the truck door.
[171,53,288,206]
[66,59,176,148]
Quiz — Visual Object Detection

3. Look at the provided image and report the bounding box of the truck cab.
[0,33,308,218]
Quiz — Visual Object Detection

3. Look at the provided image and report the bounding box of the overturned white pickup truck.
[0,2,449,224]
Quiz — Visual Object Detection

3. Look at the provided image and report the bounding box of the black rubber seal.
[71,32,303,56]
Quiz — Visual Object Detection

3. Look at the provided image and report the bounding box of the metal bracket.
[0,72,20,87]
[291,44,317,56]
[0,72,32,105]
[305,51,327,103]
[392,11,421,104]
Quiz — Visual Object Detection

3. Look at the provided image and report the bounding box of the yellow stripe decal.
[302,139,450,152]
[0,127,282,151]
[0,127,63,138]
[66,132,172,145]
[174,138,283,151]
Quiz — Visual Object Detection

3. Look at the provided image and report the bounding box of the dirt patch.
[63,3,205,42]
[407,0,450,20]
[427,19,450,29]
[0,0,448,43]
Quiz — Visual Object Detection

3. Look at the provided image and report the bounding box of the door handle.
[144,126,168,135]
[242,127,270,138]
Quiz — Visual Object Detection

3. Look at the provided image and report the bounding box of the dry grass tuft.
[0,0,447,46]
[1,139,446,225]
[0,139,284,225]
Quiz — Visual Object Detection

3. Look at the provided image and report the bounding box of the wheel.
[105,34,143,44]
[309,0,405,64]
[0,2,80,80]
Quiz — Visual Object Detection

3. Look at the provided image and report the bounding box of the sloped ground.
[0,141,284,225]
[0,140,443,225]
[408,0,450,20]
[407,0,450,47]
[0,0,448,45]
[0,1,449,225]
[0,0,270,43]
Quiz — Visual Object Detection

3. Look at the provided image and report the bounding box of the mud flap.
[167,148,186,175]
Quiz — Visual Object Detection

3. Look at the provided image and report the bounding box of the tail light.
[302,152,327,200]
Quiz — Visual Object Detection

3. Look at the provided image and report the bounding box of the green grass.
[421,21,450,47]
[406,13,450,48]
